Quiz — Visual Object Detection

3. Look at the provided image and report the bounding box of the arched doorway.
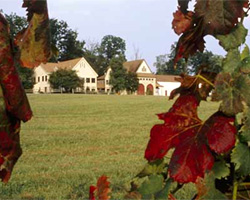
[146,84,154,95]
[137,84,145,95]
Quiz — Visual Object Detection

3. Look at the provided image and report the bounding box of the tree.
[49,69,81,93]
[4,13,28,38]
[155,43,223,75]
[17,65,34,89]
[100,35,126,73]
[109,55,127,93]
[125,72,139,94]
[187,50,223,74]
[49,19,85,61]
[83,40,106,75]
[155,44,187,75]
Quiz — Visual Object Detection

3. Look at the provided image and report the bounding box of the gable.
[136,60,152,74]
[34,65,50,77]
[73,58,98,78]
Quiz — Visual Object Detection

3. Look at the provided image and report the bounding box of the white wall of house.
[156,82,181,96]
[33,66,51,93]
[104,68,112,93]
[137,77,157,95]
[73,58,98,92]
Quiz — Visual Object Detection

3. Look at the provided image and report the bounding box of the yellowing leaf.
[16,0,51,68]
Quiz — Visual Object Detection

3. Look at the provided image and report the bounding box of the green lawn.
[0,94,219,199]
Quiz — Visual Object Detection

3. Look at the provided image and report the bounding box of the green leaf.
[231,142,250,176]
[155,179,172,200]
[240,57,250,74]
[138,175,164,196]
[212,72,250,116]
[212,161,230,179]
[241,109,250,142]
[197,173,228,200]
[241,45,250,60]
[212,73,243,116]
[222,49,241,73]
[137,159,166,178]
[216,23,248,51]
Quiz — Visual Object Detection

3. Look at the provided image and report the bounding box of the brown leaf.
[124,191,142,200]
[170,71,215,101]
[174,17,205,63]
[172,9,194,35]
[16,0,51,68]
[195,0,246,35]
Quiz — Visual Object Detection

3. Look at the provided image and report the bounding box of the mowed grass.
[0,94,219,199]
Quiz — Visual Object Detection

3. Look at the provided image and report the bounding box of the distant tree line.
[154,43,223,75]
[5,13,138,93]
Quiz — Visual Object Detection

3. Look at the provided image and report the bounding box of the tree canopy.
[49,69,81,93]
[49,19,85,62]
[109,55,138,94]
[155,43,223,75]
[99,35,126,74]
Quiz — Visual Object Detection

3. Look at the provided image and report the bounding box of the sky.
[2,0,248,72]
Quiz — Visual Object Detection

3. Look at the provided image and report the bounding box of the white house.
[97,59,181,96]
[33,57,98,93]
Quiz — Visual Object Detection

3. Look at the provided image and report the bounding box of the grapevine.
[122,0,250,199]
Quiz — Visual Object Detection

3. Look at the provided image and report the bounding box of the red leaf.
[89,186,97,200]
[145,95,236,183]
[0,111,22,183]
[168,194,177,200]
[172,9,193,35]
[206,114,236,153]
[89,175,111,200]
[0,14,32,122]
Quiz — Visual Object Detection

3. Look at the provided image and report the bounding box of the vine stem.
[233,181,238,200]
[196,74,215,88]
[239,182,250,186]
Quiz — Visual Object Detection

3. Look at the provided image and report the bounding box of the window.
[86,78,90,83]
[92,88,95,92]
[142,66,147,72]
[42,76,44,81]
[45,76,48,81]
[38,77,40,82]
[91,78,95,83]
[106,80,109,85]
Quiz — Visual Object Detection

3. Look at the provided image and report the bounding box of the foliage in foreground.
[91,0,250,199]
[0,0,50,182]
